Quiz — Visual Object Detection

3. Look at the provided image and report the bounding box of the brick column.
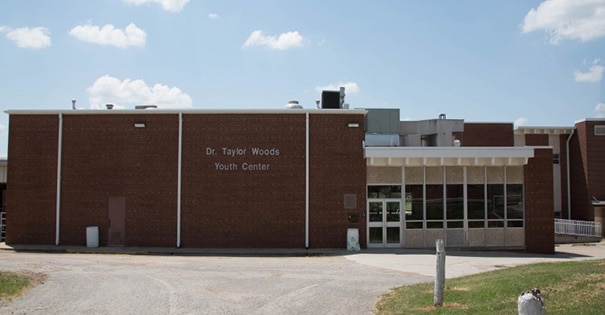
[524,148,555,254]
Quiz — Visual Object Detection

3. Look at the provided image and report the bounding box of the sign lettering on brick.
[206,146,280,171]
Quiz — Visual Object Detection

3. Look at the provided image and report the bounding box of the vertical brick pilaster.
[524,148,555,254]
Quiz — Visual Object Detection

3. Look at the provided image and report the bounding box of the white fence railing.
[555,218,602,238]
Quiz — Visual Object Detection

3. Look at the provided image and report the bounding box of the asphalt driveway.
[0,250,431,314]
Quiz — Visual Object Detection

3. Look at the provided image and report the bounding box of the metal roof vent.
[285,100,303,109]
[106,103,114,110]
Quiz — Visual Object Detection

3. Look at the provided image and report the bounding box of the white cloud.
[521,0,605,44]
[87,75,193,109]
[514,117,529,128]
[315,82,360,94]
[0,26,51,49]
[69,23,146,48]
[596,103,605,117]
[574,61,605,82]
[121,0,189,12]
[208,13,219,19]
[243,30,304,50]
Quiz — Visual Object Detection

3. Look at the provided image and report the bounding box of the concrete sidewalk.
[0,242,347,256]
[345,241,605,278]
[2,241,604,279]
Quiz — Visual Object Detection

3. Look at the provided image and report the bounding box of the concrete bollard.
[518,288,545,315]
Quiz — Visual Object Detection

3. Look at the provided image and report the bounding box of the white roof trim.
[365,147,535,167]
[514,127,574,135]
[4,109,367,115]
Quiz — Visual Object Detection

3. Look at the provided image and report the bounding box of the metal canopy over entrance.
[365,147,535,167]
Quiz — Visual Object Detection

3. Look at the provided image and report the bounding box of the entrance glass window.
[367,190,402,248]
[467,184,486,228]
[368,186,401,198]
[506,184,524,227]
[405,185,423,229]
[487,184,505,227]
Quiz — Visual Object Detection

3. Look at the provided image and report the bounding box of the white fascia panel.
[365,147,535,166]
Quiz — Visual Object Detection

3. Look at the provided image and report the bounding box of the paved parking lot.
[0,241,603,314]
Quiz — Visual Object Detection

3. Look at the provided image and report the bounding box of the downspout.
[55,113,63,246]
[177,112,183,248]
[305,112,310,249]
[566,128,575,220]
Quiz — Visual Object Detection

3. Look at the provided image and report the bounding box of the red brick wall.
[568,120,605,221]
[462,123,514,146]
[7,111,366,248]
[524,148,555,254]
[525,134,549,146]
[60,114,179,246]
[558,134,570,219]
[180,113,366,248]
[583,121,605,204]
[308,114,367,248]
[6,115,59,245]
[570,123,590,220]
[180,114,307,248]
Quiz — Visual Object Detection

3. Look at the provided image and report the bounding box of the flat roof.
[4,108,368,115]
[574,118,605,124]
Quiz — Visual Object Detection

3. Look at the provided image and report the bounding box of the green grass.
[0,271,34,303]
[375,259,605,314]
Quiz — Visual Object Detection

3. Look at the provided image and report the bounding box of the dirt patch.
[448,286,470,292]
[420,302,467,311]
[0,270,47,306]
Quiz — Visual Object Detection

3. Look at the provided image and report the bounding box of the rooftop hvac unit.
[321,90,340,109]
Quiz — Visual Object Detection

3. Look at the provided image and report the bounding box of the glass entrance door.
[368,199,401,247]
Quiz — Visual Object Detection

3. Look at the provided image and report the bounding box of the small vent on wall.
[595,125,605,136]
[344,194,357,209]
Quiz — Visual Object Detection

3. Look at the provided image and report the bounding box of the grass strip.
[375,259,605,314]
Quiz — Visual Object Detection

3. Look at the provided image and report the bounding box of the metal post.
[55,113,63,246]
[176,112,183,248]
[434,238,445,307]
[305,112,309,249]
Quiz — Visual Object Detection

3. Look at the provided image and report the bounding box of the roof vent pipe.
[71,99,76,110]
[439,113,446,120]
[106,103,114,110]
[285,100,303,109]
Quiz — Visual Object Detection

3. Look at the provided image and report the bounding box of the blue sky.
[1,0,605,157]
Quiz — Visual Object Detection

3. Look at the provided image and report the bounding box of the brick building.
[515,119,605,233]
[4,106,603,255]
